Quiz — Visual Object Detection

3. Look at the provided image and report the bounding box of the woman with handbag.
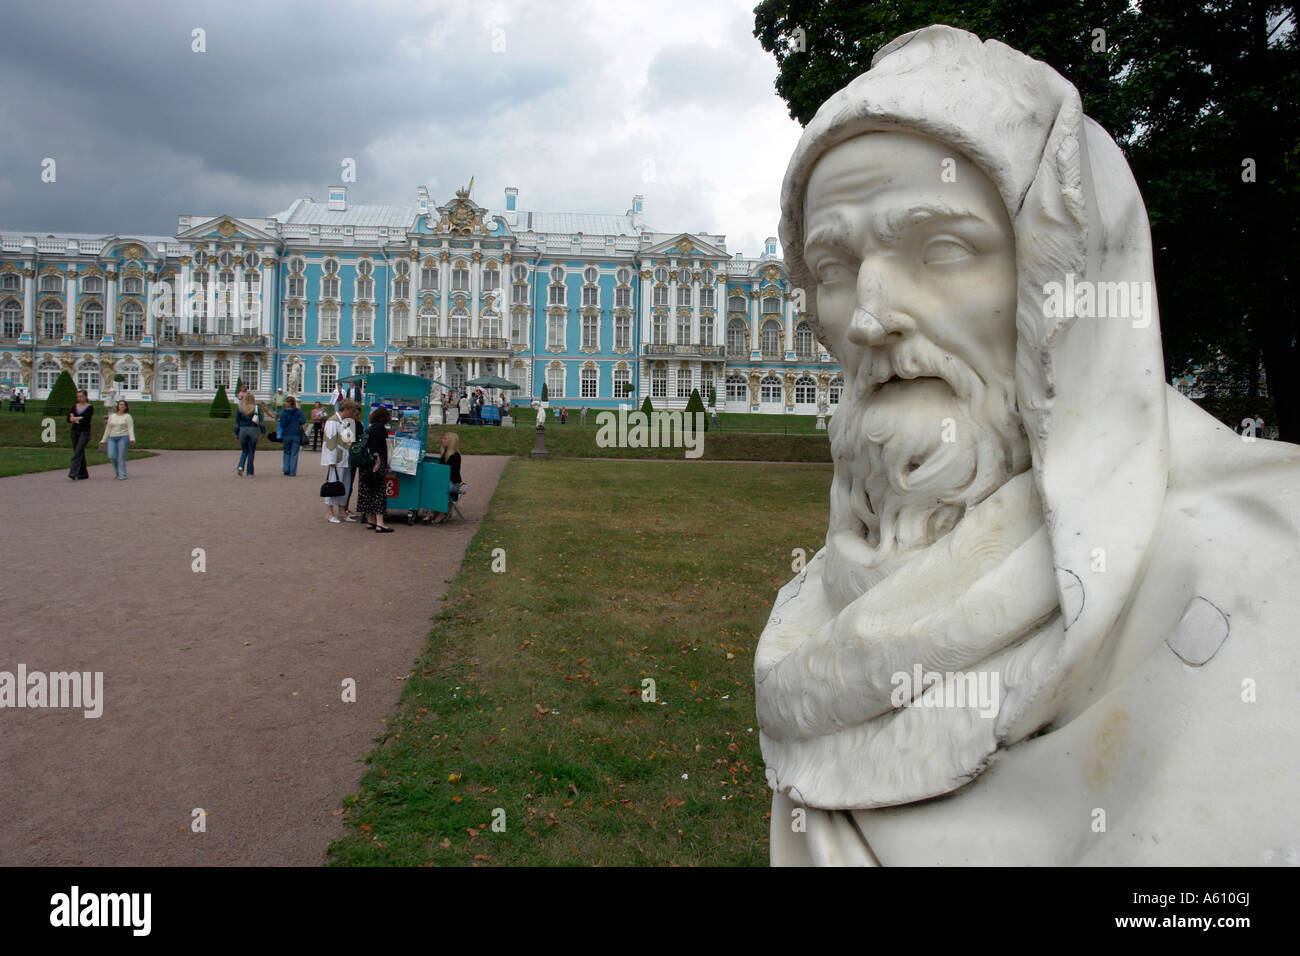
[321,399,358,523]
[234,392,267,477]
[356,405,394,533]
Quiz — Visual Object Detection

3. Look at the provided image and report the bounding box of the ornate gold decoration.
[179,256,191,266]
[439,251,451,262]
[748,370,761,404]
[217,221,236,238]
[764,265,780,281]
[783,371,796,405]
[639,269,652,280]
[124,243,145,260]
[471,251,483,262]
[675,239,692,254]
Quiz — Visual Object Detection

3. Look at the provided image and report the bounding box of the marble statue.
[531,399,546,427]
[756,24,1300,866]
[286,361,304,396]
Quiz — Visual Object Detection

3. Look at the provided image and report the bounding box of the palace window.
[219,251,235,269]
[159,319,177,344]
[246,251,261,270]
[213,359,231,389]
[699,285,714,309]
[509,362,528,393]
[452,264,469,291]
[701,268,715,286]
[676,367,692,398]
[511,312,527,346]
[82,274,103,294]
[699,368,714,401]
[0,273,20,291]
[677,314,691,344]
[355,276,373,301]
[650,366,667,398]
[547,314,565,349]
[829,377,843,406]
[76,363,100,393]
[762,296,781,314]
[319,304,339,342]
[550,266,565,282]
[240,357,259,391]
[421,259,439,290]
[513,281,528,305]
[581,365,597,398]
[352,359,371,381]
[613,365,630,398]
[652,285,667,307]
[122,275,144,295]
[615,286,630,308]
[321,258,339,299]
[418,306,437,337]
[652,314,667,345]
[42,303,63,339]
[319,359,337,394]
[653,267,668,283]
[449,307,469,339]
[37,361,59,390]
[83,303,104,339]
[354,306,373,343]
[614,314,631,350]
[795,322,815,358]
[2,300,21,337]
[582,314,598,349]
[390,305,408,342]
[582,285,599,307]
[286,305,304,340]
[513,264,528,282]
[761,320,782,357]
[583,266,598,283]
[482,311,501,340]
[760,374,782,403]
[287,255,303,273]
[548,280,567,306]
[676,284,692,307]
[393,276,410,299]
[357,259,373,277]
[546,363,565,399]
[482,264,500,291]
[287,274,305,298]
[40,273,64,293]
[120,363,140,391]
[160,364,178,391]
[188,360,204,390]
[795,376,816,404]
[121,301,144,340]
[699,315,714,346]
[726,319,746,355]
[728,295,747,313]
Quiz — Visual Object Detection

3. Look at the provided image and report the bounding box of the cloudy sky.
[0,0,805,259]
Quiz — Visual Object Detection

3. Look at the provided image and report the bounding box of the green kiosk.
[339,372,451,525]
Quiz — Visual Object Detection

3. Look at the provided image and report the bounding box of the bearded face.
[802,132,1031,610]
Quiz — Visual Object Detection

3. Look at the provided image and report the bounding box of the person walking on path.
[309,402,326,451]
[356,406,394,533]
[277,396,307,476]
[97,399,136,480]
[234,392,267,477]
[322,399,358,523]
[67,389,94,481]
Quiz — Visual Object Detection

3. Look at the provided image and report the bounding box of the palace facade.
[0,185,845,414]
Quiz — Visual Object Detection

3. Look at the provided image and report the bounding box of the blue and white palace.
[0,184,844,414]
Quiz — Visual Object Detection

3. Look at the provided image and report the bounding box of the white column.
[179,261,192,334]
[640,270,651,345]
[261,262,274,336]
[668,265,679,345]
[691,269,700,345]
[232,264,243,324]
[105,272,117,342]
[23,269,35,336]
[206,265,217,333]
[749,282,760,356]
[64,270,77,340]
[470,258,480,338]
[439,255,449,337]
[784,296,795,354]
[144,273,156,338]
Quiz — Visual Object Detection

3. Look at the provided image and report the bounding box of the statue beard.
[824,333,1031,611]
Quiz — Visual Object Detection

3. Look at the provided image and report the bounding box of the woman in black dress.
[67,389,94,480]
[357,405,393,533]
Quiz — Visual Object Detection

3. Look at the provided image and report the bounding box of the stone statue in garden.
[756,24,1300,866]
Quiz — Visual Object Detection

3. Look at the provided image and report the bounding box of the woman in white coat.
[322,398,359,523]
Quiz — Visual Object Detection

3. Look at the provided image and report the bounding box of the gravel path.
[0,448,508,865]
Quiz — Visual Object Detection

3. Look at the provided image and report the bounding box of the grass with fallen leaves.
[328,457,831,866]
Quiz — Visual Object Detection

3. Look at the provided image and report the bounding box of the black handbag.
[320,465,345,498]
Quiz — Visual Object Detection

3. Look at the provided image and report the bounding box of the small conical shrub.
[708,386,716,408]
[210,384,232,418]
[640,395,654,415]
[540,382,549,403]
[44,370,77,420]
[685,387,707,431]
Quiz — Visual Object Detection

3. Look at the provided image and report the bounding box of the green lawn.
[327,457,831,866]
[0,403,834,461]
[0,445,156,478]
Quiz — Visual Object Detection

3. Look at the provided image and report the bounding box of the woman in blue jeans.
[234,392,266,476]
[277,395,307,476]
[97,399,136,479]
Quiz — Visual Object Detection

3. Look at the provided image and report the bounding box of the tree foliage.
[686,387,708,430]
[754,0,1300,441]
[209,384,231,418]
[43,370,77,420]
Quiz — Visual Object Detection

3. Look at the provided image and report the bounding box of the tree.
[754,0,1300,442]
[686,387,708,430]
[43,370,77,420]
[209,384,232,418]
[235,376,245,395]
[641,395,654,415]
[540,382,549,403]
[708,386,716,408]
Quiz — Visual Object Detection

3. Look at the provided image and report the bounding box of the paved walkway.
[0,448,508,865]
